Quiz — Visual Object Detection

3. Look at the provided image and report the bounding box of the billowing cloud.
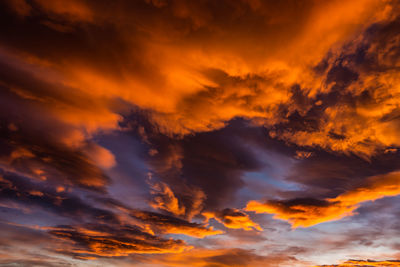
[271,13,400,157]
[0,0,394,141]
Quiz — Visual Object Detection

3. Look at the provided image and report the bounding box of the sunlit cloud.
[246,171,400,227]
[203,208,262,231]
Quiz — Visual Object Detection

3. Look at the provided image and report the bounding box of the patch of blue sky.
[236,144,301,204]
[96,131,152,210]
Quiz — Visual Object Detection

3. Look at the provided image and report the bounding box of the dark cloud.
[285,149,400,198]
[0,87,111,191]
[0,173,214,259]
[124,113,264,212]
[0,171,118,223]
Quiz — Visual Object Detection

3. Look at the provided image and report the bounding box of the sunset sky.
[1,0,400,266]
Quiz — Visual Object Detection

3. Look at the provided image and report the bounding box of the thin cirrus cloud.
[1,0,400,266]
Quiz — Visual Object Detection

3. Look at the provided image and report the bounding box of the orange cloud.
[0,0,397,173]
[154,222,223,238]
[49,226,191,258]
[140,248,299,267]
[28,190,44,197]
[295,151,313,159]
[149,181,186,217]
[270,11,400,158]
[314,259,400,267]
[83,143,116,169]
[130,210,223,238]
[2,0,393,142]
[246,171,400,227]
[203,208,262,231]
[148,179,207,220]
[33,0,94,22]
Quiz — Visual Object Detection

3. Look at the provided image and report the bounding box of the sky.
[0,0,400,266]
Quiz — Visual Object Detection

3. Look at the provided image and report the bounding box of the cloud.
[0,259,73,267]
[32,0,94,22]
[129,210,223,238]
[0,1,398,188]
[282,149,400,199]
[0,177,219,262]
[139,248,301,267]
[92,196,223,238]
[0,68,115,191]
[48,224,191,258]
[128,115,263,211]
[0,171,119,223]
[0,170,222,243]
[203,208,262,231]
[82,143,116,170]
[4,0,32,17]
[0,221,79,267]
[148,179,205,220]
[0,0,392,140]
[271,13,400,157]
[149,181,186,217]
[314,259,400,267]
[147,178,207,220]
[246,171,400,227]
[0,132,110,191]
